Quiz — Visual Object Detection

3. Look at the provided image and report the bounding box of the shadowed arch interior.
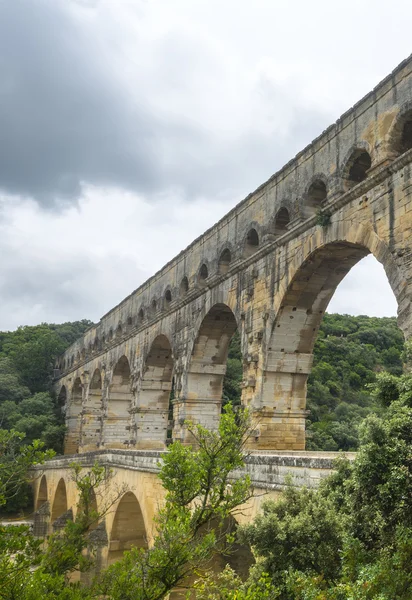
[82,369,103,451]
[345,150,372,187]
[243,228,259,257]
[390,109,412,156]
[58,385,67,408]
[105,356,133,448]
[185,304,239,433]
[108,492,148,565]
[36,475,48,510]
[218,248,232,274]
[199,263,209,286]
[51,478,68,523]
[273,207,290,235]
[135,335,174,449]
[180,276,189,296]
[261,241,397,450]
[306,180,327,215]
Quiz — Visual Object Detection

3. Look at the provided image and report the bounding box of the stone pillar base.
[246,409,307,451]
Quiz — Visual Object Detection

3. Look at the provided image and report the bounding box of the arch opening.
[135,335,174,449]
[243,228,259,258]
[82,369,102,451]
[183,304,240,438]
[307,180,327,214]
[36,475,48,511]
[345,150,372,187]
[65,378,82,455]
[390,109,412,156]
[273,207,290,235]
[105,356,133,449]
[218,248,232,275]
[180,276,189,296]
[51,478,68,523]
[108,492,148,565]
[260,240,399,452]
[164,289,172,305]
[138,308,145,323]
[199,263,209,287]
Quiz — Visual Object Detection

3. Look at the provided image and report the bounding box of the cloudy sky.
[0,0,409,331]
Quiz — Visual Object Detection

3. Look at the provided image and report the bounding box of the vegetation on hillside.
[0,373,411,598]
[223,313,404,452]
[0,320,92,511]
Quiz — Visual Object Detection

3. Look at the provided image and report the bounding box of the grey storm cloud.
[0,0,163,207]
[0,0,330,210]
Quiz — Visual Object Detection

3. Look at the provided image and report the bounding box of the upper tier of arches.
[56,99,412,375]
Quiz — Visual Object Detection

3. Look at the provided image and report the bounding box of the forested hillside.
[223,313,404,452]
[0,314,403,463]
[0,320,93,456]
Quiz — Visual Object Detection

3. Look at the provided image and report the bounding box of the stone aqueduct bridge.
[34,56,412,566]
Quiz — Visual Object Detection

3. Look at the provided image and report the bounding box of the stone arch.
[198,262,209,287]
[138,307,145,323]
[183,303,240,438]
[342,145,372,189]
[65,378,82,454]
[116,323,123,338]
[82,369,103,451]
[36,474,48,510]
[257,223,403,451]
[51,478,68,523]
[108,491,148,565]
[151,298,158,314]
[105,356,133,448]
[389,104,412,156]
[164,287,172,306]
[93,337,99,353]
[134,334,174,449]
[272,206,290,235]
[305,176,327,215]
[179,276,189,296]
[218,247,232,275]
[243,227,259,258]
[57,385,67,408]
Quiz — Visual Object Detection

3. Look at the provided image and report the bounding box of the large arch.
[36,474,48,511]
[51,478,68,523]
[135,335,174,450]
[82,369,103,451]
[108,492,148,565]
[104,356,133,448]
[182,303,239,440]
[256,226,403,450]
[65,379,82,454]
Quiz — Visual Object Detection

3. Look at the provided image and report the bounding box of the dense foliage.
[0,408,253,600]
[0,321,92,459]
[223,314,404,451]
[200,371,412,599]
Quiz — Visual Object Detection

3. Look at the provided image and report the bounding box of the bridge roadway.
[32,449,354,574]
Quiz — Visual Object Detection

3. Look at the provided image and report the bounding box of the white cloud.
[0,0,409,329]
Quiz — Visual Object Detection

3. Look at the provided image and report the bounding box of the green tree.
[98,406,252,600]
